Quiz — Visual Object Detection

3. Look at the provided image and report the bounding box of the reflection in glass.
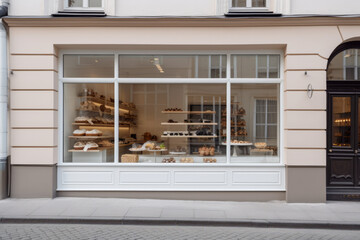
[229,84,279,163]
[89,0,102,7]
[232,0,246,7]
[68,0,83,7]
[328,49,360,80]
[231,55,280,78]
[64,83,115,163]
[63,54,114,78]
[332,97,351,147]
[119,55,226,78]
[119,84,226,164]
[252,0,266,7]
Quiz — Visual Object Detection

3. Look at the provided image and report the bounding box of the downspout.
[0,0,8,199]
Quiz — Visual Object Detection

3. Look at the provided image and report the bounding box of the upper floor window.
[66,0,103,9]
[230,0,268,12]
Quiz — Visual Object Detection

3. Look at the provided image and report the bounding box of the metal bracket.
[307,84,313,99]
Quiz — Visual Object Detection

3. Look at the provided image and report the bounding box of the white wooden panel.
[174,171,227,184]
[119,171,170,184]
[62,171,114,185]
[232,171,280,184]
[57,166,285,191]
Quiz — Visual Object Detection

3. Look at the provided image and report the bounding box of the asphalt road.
[0,224,360,240]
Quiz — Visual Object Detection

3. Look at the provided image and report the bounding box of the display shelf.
[76,108,114,116]
[68,147,113,153]
[161,135,217,138]
[161,122,217,126]
[119,143,133,147]
[161,111,215,114]
[169,152,187,155]
[72,122,132,127]
[68,135,113,139]
[221,142,253,146]
[82,96,136,111]
[146,149,168,152]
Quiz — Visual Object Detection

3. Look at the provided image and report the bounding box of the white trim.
[228,0,269,11]
[58,50,284,168]
[57,165,286,191]
[64,0,104,10]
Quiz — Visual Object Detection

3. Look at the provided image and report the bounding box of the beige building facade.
[4,15,360,202]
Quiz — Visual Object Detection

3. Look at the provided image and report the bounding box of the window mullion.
[114,54,119,163]
[247,0,252,7]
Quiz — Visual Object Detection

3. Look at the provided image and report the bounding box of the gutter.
[0,0,8,199]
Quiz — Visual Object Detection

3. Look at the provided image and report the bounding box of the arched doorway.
[327,41,360,200]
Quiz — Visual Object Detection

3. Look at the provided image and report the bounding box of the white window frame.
[229,0,270,12]
[58,50,284,168]
[64,0,104,11]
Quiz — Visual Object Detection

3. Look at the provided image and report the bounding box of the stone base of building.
[57,191,286,202]
[286,166,326,203]
[10,165,57,198]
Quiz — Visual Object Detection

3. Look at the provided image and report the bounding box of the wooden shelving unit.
[68,135,113,139]
[161,122,217,126]
[161,135,217,138]
[161,111,215,114]
[68,146,113,153]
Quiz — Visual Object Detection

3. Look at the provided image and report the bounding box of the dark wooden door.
[327,91,360,200]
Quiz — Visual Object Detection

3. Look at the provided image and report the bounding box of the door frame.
[327,81,360,200]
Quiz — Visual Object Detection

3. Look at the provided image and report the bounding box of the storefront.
[58,52,284,192]
[5,16,360,202]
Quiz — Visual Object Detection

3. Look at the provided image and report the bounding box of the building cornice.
[3,16,360,28]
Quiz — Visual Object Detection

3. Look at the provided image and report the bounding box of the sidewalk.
[0,197,360,229]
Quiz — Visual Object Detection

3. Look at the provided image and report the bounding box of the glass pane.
[328,49,360,81]
[232,0,246,7]
[68,0,83,7]
[231,54,280,78]
[230,84,279,163]
[252,0,266,7]
[63,54,114,78]
[332,97,351,147]
[358,97,360,149]
[232,55,256,78]
[89,0,102,7]
[119,83,226,164]
[119,55,226,78]
[64,83,115,163]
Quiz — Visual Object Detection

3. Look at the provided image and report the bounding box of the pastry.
[203,158,217,163]
[75,116,90,124]
[180,157,194,163]
[85,129,103,136]
[83,141,99,151]
[73,141,86,150]
[98,140,114,147]
[73,129,86,136]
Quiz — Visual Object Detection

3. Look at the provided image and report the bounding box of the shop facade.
[5,16,360,202]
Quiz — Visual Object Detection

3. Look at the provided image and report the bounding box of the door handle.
[329,149,333,153]
[355,150,358,154]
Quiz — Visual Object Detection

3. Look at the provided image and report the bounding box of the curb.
[1,218,360,230]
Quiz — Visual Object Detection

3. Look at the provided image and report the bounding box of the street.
[0,224,360,240]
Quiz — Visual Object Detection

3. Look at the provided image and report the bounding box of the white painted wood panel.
[232,171,280,184]
[57,166,285,191]
[62,171,114,184]
[174,171,227,184]
[119,171,170,184]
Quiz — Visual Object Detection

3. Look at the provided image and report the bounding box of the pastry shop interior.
[63,82,279,164]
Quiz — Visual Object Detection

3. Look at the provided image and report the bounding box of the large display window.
[60,52,282,165]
